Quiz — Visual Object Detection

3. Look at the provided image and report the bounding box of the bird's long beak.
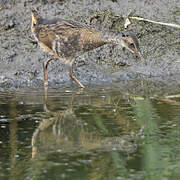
[134,49,145,61]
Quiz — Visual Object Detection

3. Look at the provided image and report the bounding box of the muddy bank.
[0,0,179,93]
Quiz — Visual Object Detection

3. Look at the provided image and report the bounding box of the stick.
[129,16,180,29]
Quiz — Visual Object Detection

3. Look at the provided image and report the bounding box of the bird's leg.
[69,61,85,88]
[43,58,54,86]
[43,85,49,112]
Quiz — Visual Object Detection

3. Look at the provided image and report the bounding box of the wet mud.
[0,0,179,94]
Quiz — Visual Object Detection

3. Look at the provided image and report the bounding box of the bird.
[31,9,144,88]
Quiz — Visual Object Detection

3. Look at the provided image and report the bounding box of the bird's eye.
[129,43,135,49]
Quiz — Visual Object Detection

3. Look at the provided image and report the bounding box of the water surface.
[0,87,180,180]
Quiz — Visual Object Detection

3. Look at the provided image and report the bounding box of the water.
[0,87,180,180]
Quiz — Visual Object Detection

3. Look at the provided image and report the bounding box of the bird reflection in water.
[32,88,145,158]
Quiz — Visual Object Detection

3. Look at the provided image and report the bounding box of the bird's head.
[121,31,144,61]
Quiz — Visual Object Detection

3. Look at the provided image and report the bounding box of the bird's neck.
[100,30,122,44]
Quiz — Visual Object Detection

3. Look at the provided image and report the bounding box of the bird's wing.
[38,19,107,54]
[38,19,85,49]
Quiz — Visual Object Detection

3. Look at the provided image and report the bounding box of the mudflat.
[0,0,179,94]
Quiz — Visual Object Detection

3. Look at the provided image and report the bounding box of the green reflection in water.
[133,97,180,180]
[0,88,180,180]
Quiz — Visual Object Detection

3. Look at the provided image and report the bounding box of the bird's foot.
[78,82,85,89]
[44,81,48,87]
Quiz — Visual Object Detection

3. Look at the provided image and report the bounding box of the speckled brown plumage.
[31,9,144,88]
